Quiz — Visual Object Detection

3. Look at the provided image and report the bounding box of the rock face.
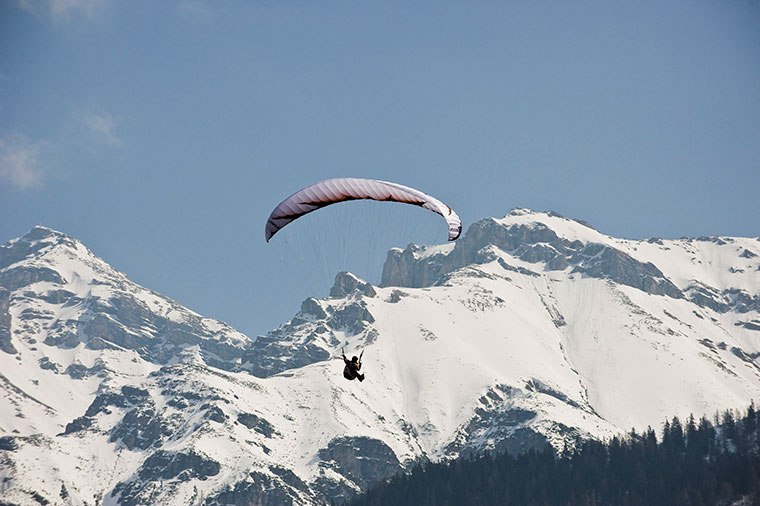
[206,468,310,506]
[114,450,221,506]
[330,271,377,299]
[382,216,681,299]
[0,287,14,354]
[1,212,759,506]
[314,436,401,502]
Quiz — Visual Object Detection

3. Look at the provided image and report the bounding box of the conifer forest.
[349,405,760,506]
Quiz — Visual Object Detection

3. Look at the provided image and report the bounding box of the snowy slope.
[1,213,759,506]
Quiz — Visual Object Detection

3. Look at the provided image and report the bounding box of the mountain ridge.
[1,211,758,505]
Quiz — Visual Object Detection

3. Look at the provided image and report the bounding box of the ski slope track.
[1,210,759,505]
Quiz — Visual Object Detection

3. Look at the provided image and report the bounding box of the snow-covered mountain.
[1,210,759,505]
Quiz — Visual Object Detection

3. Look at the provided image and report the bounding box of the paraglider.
[265,178,462,384]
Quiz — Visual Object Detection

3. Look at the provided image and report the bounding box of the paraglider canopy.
[265,178,462,243]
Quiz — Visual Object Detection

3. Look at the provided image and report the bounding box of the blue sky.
[1,0,759,337]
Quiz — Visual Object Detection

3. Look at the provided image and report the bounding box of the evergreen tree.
[670,415,686,454]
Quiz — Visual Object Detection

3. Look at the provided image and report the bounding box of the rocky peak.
[329,271,377,298]
[0,226,251,369]
[24,225,67,242]
[1,226,73,270]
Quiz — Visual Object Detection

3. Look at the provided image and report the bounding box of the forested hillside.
[349,405,760,506]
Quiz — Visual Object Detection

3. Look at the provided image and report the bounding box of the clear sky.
[2,0,759,337]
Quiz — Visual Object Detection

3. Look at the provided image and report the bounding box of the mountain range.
[1,209,758,505]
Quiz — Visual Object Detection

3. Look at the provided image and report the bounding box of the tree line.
[348,404,760,506]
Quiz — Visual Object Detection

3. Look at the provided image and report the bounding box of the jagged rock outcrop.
[207,470,310,506]
[315,436,401,501]
[330,271,377,298]
[113,450,221,506]
[0,287,15,354]
[381,214,685,301]
[571,245,683,298]
[381,245,448,288]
